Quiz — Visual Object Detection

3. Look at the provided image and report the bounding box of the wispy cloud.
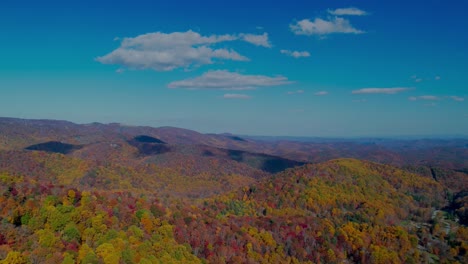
[411,75,442,82]
[408,95,440,101]
[328,7,368,16]
[223,94,252,99]
[410,75,423,82]
[290,17,365,36]
[352,87,412,94]
[280,49,310,58]
[97,30,272,71]
[168,70,292,90]
[240,33,271,48]
[287,90,304,95]
[409,95,464,102]
[315,91,328,96]
[448,96,464,102]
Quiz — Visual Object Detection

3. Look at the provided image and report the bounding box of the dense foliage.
[0,159,467,263]
[0,118,467,263]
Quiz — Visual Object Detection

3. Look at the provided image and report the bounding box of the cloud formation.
[287,90,304,95]
[290,17,364,36]
[328,7,368,16]
[352,87,411,94]
[449,96,464,102]
[280,50,310,58]
[410,75,421,82]
[241,33,271,48]
[97,30,271,71]
[168,70,292,90]
[223,94,252,99]
[408,95,440,101]
[315,91,329,96]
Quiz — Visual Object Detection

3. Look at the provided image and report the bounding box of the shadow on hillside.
[134,135,166,144]
[203,150,215,157]
[128,135,171,156]
[228,150,244,162]
[227,136,247,142]
[261,158,306,174]
[25,141,82,154]
[227,149,305,173]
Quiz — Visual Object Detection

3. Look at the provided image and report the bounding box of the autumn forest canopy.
[0,117,467,264]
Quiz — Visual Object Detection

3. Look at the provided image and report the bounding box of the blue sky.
[0,0,467,137]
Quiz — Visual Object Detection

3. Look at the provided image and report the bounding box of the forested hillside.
[0,118,467,263]
[0,159,467,263]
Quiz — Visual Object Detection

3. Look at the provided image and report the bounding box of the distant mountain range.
[1,116,467,171]
[0,116,466,195]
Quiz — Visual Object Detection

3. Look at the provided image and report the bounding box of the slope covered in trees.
[0,159,466,263]
[0,150,257,199]
[168,159,467,263]
[0,117,467,263]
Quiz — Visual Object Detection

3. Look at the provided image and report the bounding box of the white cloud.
[449,96,464,102]
[315,91,328,96]
[168,70,292,90]
[420,95,439,100]
[223,94,252,99]
[328,7,368,16]
[410,75,423,82]
[280,49,310,58]
[240,33,271,48]
[409,95,464,102]
[290,17,364,36]
[115,68,125,74]
[408,95,440,101]
[352,87,411,94]
[412,75,442,82]
[287,90,304,95]
[97,30,250,71]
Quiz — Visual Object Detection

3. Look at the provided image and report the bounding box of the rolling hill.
[0,117,467,263]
